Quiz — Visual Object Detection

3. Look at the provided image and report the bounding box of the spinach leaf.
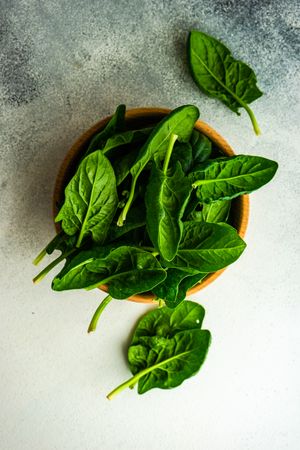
[45,232,77,255]
[188,200,231,223]
[145,141,192,261]
[112,145,142,186]
[201,200,231,223]
[191,155,278,203]
[118,105,199,226]
[101,128,151,157]
[131,300,206,341]
[153,269,208,308]
[107,204,146,242]
[86,246,167,298]
[188,30,263,135]
[86,104,126,155]
[190,130,212,166]
[107,301,211,397]
[52,245,115,291]
[55,150,118,247]
[165,221,246,272]
[169,142,193,174]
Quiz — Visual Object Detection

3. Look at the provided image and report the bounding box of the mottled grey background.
[0,1,299,450]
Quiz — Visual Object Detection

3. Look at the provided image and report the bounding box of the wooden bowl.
[53,107,249,303]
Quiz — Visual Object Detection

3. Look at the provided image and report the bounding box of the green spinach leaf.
[145,151,192,261]
[118,105,199,225]
[107,301,211,397]
[86,104,126,155]
[101,128,151,157]
[55,150,118,247]
[153,269,208,308]
[191,155,278,203]
[190,130,212,166]
[165,221,246,272]
[169,142,193,174]
[188,30,263,135]
[86,246,167,298]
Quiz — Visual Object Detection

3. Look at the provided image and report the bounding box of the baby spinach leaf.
[201,200,231,223]
[145,160,192,262]
[190,130,212,166]
[118,105,199,226]
[101,128,151,157]
[86,104,126,155]
[55,150,118,247]
[52,245,115,291]
[188,200,231,223]
[86,246,167,298]
[107,204,146,242]
[107,301,211,397]
[176,272,208,304]
[45,232,77,255]
[131,300,206,341]
[188,30,263,135]
[152,268,192,306]
[169,142,193,174]
[191,155,278,203]
[153,269,208,308]
[165,221,246,272]
[112,145,142,186]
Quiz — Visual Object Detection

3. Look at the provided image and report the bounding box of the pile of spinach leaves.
[33,103,277,398]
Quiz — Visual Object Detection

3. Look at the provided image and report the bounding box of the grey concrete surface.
[0,1,299,449]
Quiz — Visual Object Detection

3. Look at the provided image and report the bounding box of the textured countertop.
[0,1,299,449]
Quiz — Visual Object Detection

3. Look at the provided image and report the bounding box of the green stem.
[32,248,47,266]
[33,249,74,284]
[117,175,137,227]
[242,103,261,135]
[162,134,178,175]
[107,349,190,400]
[87,295,113,333]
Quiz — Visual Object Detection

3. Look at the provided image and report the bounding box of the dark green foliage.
[107,301,211,397]
[188,30,263,135]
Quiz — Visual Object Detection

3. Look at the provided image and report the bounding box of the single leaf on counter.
[107,301,211,398]
[188,30,263,135]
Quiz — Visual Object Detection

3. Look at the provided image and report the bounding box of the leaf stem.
[242,103,261,135]
[32,248,47,266]
[107,349,190,400]
[87,295,113,333]
[117,175,137,227]
[162,134,178,175]
[33,249,74,284]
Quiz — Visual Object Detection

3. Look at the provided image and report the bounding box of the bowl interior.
[53,108,249,303]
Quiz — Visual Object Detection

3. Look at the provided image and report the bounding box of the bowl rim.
[53,107,249,303]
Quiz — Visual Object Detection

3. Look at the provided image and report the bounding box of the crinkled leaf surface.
[128,301,211,394]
